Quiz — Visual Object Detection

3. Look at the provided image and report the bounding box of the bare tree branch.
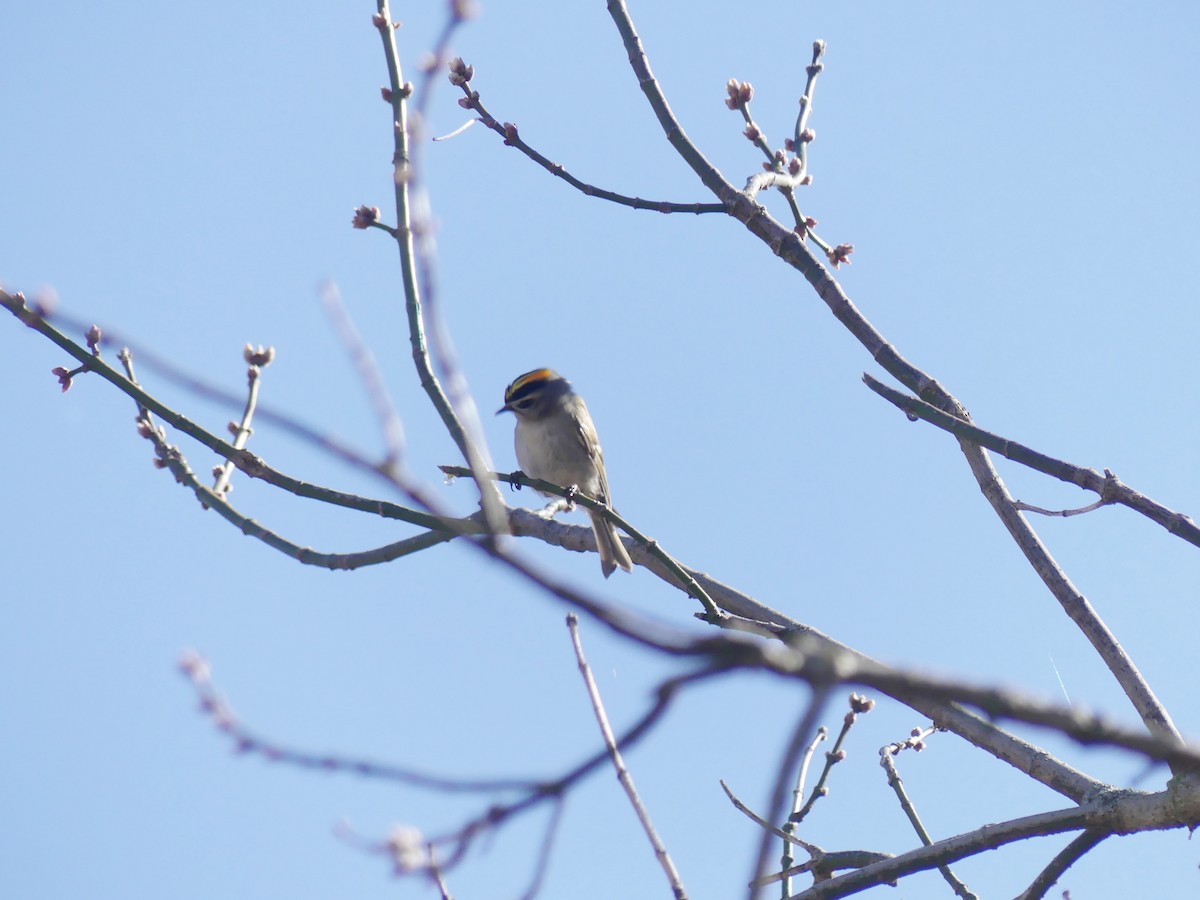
[448,62,725,215]
[1015,829,1108,900]
[604,0,1183,774]
[863,372,1200,548]
[373,0,508,537]
[880,732,976,899]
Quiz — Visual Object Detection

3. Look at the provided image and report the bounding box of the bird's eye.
[515,398,536,410]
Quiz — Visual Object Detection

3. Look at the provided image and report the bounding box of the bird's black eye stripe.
[505,381,546,406]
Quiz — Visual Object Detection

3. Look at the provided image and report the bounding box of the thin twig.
[790,727,829,821]
[181,648,720,880]
[791,694,873,828]
[147,412,457,569]
[1015,829,1108,900]
[723,78,811,238]
[605,0,733,202]
[720,780,813,848]
[880,731,976,899]
[567,615,688,899]
[748,687,832,900]
[1013,498,1110,517]
[862,372,1200,549]
[210,345,272,501]
[178,650,539,792]
[782,727,829,897]
[428,843,454,900]
[401,19,512,542]
[373,1,508,537]
[449,70,725,214]
[792,41,826,183]
[426,667,722,872]
[119,346,460,568]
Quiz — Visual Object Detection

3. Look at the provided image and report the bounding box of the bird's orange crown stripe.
[506,368,556,401]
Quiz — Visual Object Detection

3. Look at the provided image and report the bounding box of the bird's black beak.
[496,404,511,416]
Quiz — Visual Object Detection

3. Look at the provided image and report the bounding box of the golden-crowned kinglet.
[497,369,634,577]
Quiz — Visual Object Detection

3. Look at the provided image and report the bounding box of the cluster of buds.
[760,150,807,181]
[51,365,78,392]
[807,40,826,78]
[448,56,474,87]
[352,205,381,229]
[50,323,107,391]
[845,691,875,727]
[881,726,933,757]
[178,649,212,686]
[828,243,854,268]
[724,79,753,111]
[243,343,276,368]
[386,825,429,874]
[907,727,927,752]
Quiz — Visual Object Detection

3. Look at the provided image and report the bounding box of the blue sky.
[5,2,1200,898]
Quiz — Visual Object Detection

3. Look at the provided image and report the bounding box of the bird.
[497,368,634,577]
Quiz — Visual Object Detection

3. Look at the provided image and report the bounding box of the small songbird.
[497,368,634,577]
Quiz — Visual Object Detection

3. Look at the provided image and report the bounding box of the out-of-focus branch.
[749,688,832,900]
[179,650,539,792]
[426,667,721,872]
[320,282,406,469]
[179,644,716,880]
